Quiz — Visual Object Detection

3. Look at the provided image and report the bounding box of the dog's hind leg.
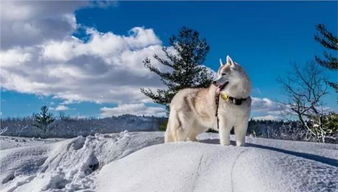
[174,126,186,141]
[165,109,182,142]
[175,111,196,141]
[185,121,201,142]
[164,122,174,142]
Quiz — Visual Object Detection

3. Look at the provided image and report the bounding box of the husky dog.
[165,56,251,146]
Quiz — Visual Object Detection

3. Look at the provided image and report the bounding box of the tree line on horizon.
[1,111,336,143]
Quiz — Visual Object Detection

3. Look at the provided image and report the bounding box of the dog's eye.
[221,72,227,76]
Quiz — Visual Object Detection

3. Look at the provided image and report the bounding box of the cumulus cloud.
[0,26,165,103]
[252,97,288,113]
[100,104,166,117]
[0,1,89,49]
[54,105,70,111]
[0,1,172,117]
[251,97,289,120]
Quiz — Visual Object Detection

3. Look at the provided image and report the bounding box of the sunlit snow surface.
[1,132,337,192]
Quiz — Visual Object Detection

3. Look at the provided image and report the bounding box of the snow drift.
[0,132,337,192]
[0,132,163,191]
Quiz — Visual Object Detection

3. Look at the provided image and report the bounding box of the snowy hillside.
[0,132,337,192]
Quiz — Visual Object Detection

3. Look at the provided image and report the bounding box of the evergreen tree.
[314,24,338,91]
[33,106,55,136]
[141,27,213,110]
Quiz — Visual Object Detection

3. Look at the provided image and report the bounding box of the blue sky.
[1,1,337,119]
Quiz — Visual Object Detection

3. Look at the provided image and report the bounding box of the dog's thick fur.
[165,56,251,146]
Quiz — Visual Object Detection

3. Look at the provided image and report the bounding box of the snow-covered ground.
[0,132,337,192]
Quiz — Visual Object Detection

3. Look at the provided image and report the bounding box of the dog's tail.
[164,109,179,143]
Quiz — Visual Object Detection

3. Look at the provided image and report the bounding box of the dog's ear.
[219,58,224,66]
[227,55,238,70]
[226,55,235,66]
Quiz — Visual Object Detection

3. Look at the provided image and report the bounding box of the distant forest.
[1,115,336,143]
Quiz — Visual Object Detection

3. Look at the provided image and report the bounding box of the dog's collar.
[220,93,249,105]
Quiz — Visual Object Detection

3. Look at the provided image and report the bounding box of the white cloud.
[251,97,289,120]
[55,105,70,111]
[0,26,165,104]
[100,104,166,117]
[0,1,170,117]
[252,97,288,113]
[0,1,90,49]
[252,115,283,121]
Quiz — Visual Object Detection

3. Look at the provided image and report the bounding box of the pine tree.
[141,27,213,110]
[33,106,55,136]
[314,24,338,92]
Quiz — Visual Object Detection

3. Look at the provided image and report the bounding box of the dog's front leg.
[218,118,232,146]
[234,120,248,146]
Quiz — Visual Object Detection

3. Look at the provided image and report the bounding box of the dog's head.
[213,55,244,94]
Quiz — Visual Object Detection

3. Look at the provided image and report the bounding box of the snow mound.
[98,142,337,192]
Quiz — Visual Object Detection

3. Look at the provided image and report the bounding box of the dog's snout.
[212,80,217,84]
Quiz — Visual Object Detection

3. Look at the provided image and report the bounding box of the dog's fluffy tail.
[164,109,179,143]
